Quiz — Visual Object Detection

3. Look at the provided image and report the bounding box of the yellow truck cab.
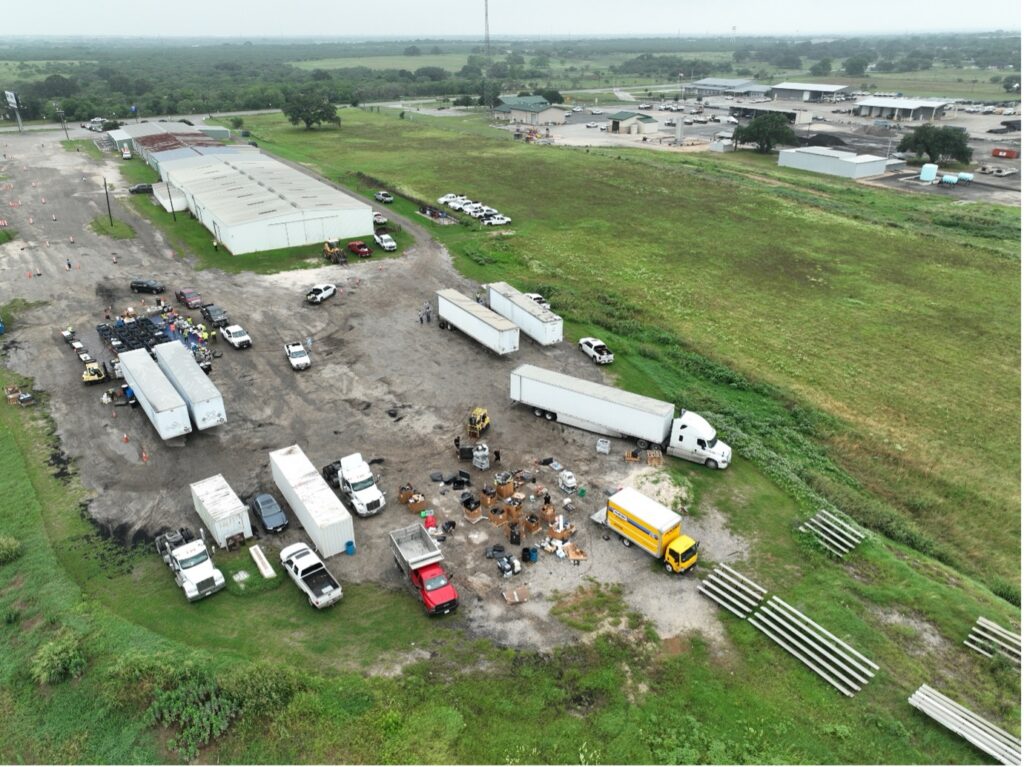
[594,487,698,574]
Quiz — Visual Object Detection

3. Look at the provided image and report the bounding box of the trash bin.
[529,547,538,563]
[344,540,356,556]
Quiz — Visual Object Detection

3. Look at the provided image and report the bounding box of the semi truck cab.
[667,411,732,469]
[339,453,385,517]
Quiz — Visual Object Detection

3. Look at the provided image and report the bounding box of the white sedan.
[585,122,599,128]
[305,283,337,305]
[284,342,311,370]
[579,337,614,364]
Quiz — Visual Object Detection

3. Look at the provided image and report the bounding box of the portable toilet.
[958,172,974,184]
[919,163,939,182]
[940,174,959,186]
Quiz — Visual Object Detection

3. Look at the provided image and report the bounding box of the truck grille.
[197,577,216,593]
[367,498,382,512]
[434,599,459,615]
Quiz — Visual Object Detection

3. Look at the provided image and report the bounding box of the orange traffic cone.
[122,433,129,443]
[141,449,149,463]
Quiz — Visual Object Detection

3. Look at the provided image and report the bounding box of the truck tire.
[544,411,556,421]
[664,562,675,574]
[620,535,632,548]
[704,459,719,469]
[637,438,650,449]
[533,408,544,417]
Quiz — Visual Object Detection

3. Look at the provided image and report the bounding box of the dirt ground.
[0,128,751,651]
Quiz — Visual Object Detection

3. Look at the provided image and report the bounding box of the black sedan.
[250,493,288,534]
[130,278,165,294]
[128,183,153,194]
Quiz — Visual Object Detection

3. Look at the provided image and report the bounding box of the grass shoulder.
[88,216,135,239]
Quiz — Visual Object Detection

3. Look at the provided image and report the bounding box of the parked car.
[482,214,511,226]
[585,122,599,128]
[572,106,583,112]
[250,493,288,534]
[523,292,551,310]
[579,337,614,364]
[199,303,230,327]
[220,324,252,349]
[347,241,372,258]
[130,278,165,294]
[589,109,604,115]
[284,342,311,370]
[373,211,388,225]
[174,287,202,309]
[437,193,460,205]
[305,283,337,304]
[128,183,153,194]
[374,191,394,203]
[373,233,397,252]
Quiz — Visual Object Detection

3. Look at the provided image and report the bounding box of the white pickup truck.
[155,528,225,602]
[280,543,343,609]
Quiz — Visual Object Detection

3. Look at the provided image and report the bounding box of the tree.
[898,124,973,164]
[404,46,422,57]
[40,74,76,98]
[844,56,870,76]
[430,46,443,55]
[732,113,797,153]
[414,67,447,82]
[229,116,244,129]
[809,58,832,77]
[282,91,340,129]
[311,69,332,81]
[533,89,564,104]
[1003,74,1021,93]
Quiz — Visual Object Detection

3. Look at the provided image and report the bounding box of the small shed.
[608,111,659,134]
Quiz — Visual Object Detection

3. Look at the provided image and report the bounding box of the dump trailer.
[590,487,699,574]
[118,348,192,440]
[153,341,226,430]
[388,523,459,615]
[486,281,563,346]
[270,445,354,558]
[509,364,731,469]
[436,288,519,355]
[189,474,253,549]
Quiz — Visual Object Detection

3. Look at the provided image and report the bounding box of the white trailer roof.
[118,348,186,413]
[153,342,222,403]
[436,288,518,331]
[772,82,849,93]
[487,282,561,323]
[269,445,352,528]
[856,97,950,110]
[513,364,674,418]
[608,487,681,533]
[190,474,245,522]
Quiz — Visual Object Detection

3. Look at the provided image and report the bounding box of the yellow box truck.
[591,487,698,574]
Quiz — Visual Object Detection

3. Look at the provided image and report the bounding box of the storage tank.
[269,445,354,558]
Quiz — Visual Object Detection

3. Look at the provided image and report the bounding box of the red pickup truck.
[347,240,373,258]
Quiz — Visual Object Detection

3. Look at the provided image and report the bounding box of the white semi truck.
[154,528,225,602]
[322,453,385,517]
[436,288,519,355]
[486,282,563,346]
[118,348,192,440]
[153,341,226,430]
[270,445,355,558]
[509,364,732,469]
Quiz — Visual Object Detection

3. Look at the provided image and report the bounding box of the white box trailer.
[153,341,226,430]
[118,348,192,440]
[486,282,563,346]
[509,364,732,469]
[190,473,252,549]
[269,445,354,558]
[436,288,519,355]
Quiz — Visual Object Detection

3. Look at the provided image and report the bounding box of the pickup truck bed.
[303,566,339,599]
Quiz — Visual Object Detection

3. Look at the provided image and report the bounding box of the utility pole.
[482,0,492,112]
[103,178,113,227]
[54,105,70,141]
[166,179,176,222]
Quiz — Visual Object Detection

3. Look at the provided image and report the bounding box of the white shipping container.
[118,348,192,440]
[509,364,674,445]
[436,288,519,355]
[269,445,354,558]
[190,474,253,548]
[486,282,563,346]
[153,341,226,430]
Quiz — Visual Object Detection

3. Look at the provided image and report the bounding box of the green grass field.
[89,215,136,240]
[810,67,1020,101]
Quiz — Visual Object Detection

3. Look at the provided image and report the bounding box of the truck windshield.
[177,550,209,569]
[351,477,376,492]
[706,436,717,448]
[679,545,698,563]
[424,573,449,591]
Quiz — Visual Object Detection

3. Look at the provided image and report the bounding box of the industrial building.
[770,82,850,102]
[778,147,888,178]
[607,111,659,134]
[159,153,372,255]
[855,97,950,121]
[494,95,565,125]
[684,77,758,96]
[730,104,812,125]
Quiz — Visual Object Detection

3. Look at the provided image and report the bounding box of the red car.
[347,241,373,258]
[175,288,202,309]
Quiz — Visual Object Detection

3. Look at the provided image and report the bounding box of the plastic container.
[345,540,356,556]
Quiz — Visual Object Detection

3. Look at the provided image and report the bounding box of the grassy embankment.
[60,138,104,161]
[89,215,135,239]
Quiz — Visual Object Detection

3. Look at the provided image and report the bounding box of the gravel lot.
[0,128,750,650]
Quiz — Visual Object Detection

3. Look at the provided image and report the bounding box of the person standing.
[65,258,71,271]
[493,449,501,464]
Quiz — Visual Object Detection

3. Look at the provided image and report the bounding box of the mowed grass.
[808,67,1020,101]
[244,109,1020,589]
[88,215,135,239]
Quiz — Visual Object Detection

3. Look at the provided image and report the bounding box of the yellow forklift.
[466,407,491,439]
[82,362,108,385]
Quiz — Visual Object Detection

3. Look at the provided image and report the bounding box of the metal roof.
[508,103,563,114]
[269,446,352,529]
[436,289,519,331]
[189,474,245,522]
[119,122,204,139]
[152,341,222,404]
[487,282,561,323]
[856,97,950,109]
[118,348,187,413]
[691,77,756,88]
[608,111,658,122]
[162,153,370,227]
[772,82,850,92]
[781,147,887,164]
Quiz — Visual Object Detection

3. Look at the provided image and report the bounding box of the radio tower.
[483,0,492,110]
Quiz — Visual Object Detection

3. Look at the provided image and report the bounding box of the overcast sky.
[4,0,1020,37]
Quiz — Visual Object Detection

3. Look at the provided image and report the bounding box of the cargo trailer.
[118,348,192,440]
[510,364,731,469]
[270,445,354,558]
[486,282,563,346]
[153,341,226,430]
[436,288,519,355]
[590,487,699,573]
[190,474,253,549]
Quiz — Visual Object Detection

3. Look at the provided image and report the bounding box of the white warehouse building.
[778,147,888,179]
[160,153,372,255]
